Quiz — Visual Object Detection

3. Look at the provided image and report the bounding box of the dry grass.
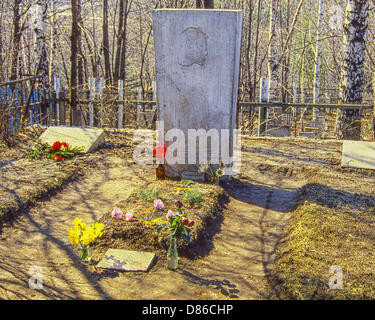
[270,196,375,299]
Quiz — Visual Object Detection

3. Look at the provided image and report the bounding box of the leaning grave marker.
[39,127,105,153]
[152,9,243,178]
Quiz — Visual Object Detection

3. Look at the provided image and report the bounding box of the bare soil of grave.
[90,181,226,262]
[0,130,374,300]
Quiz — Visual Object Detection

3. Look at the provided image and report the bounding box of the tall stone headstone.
[152,9,242,177]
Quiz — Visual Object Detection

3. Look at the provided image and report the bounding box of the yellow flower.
[81,228,96,246]
[216,168,224,177]
[68,227,80,245]
[176,187,192,194]
[91,223,105,238]
[140,218,167,226]
[73,218,87,231]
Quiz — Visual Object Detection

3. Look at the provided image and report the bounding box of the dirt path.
[0,156,304,300]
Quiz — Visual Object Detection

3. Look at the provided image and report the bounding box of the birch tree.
[335,0,369,139]
[70,0,79,114]
[34,0,49,90]
[312,0,325,119]
[267,0,279,101]
[102,0,111,84]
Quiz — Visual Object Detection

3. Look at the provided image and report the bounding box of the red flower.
[187,220,195,227]
[53,155,63,161]
[62,142,68,148]
[153,145,167,159]
[52,141,63,151]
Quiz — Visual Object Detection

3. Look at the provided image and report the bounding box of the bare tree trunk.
[313,0,325,119]
[114,0,132,83]
[34,0,49,89]
[49,0,56,87]
[70,0,79,119]
[267,0,278,101]
[335,0,369,140]
[102,0,111,84]
[204,0,214,8]
[10,0,22,82]
[77,0,84,86]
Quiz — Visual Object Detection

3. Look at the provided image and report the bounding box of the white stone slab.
[341,141,375,170]
[96,249,156,272]
[38,126,105,153]
[153,9,242,177]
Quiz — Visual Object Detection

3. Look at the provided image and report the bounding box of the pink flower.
[153,199,165,210]
[181,218,189,225]
[125,210,135,222]
[111,207,123,220]
[167,210,175,219]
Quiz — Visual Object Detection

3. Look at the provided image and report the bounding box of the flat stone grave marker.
[341,141,375,170]
[38,126,105,153]
[96,249,156,272]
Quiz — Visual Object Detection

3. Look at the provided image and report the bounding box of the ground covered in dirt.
[0,130,374,300]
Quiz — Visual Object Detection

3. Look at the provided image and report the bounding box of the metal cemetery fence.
[1,76,374,141]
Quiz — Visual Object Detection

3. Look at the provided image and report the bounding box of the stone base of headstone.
[181,171,205,182]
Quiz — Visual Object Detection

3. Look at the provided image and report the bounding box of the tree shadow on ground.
[179,269,240,298]
[179,193,230,259]
[222,178,375,299]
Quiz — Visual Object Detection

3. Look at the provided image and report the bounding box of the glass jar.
[80,244,90,263]
[156,163,165,180]
[167,234,178,271]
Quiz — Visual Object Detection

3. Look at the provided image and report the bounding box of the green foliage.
[184,188,203,206]
[157,213,192,243]
[26,140,84,161]
[180,179,193,187]
[139,187,165,202]
[26,140,51,160]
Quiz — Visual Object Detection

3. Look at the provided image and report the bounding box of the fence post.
[97,78,103,128]
[89,77,95,127]
[15,87,20,132]
[7,86,14,134]
[152,80,157,103]
[293,83,298,117]
[54,76,60,126]
[258,78,269,136]
[151,80,157,126]
[118,80,124,129]
[136,87,143,128]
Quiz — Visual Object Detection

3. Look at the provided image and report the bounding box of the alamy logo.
[132,121,241,175]
[328,265,343,290]
[28,265,43,290]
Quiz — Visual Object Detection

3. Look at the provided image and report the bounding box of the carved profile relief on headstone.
[178,27,208,67]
